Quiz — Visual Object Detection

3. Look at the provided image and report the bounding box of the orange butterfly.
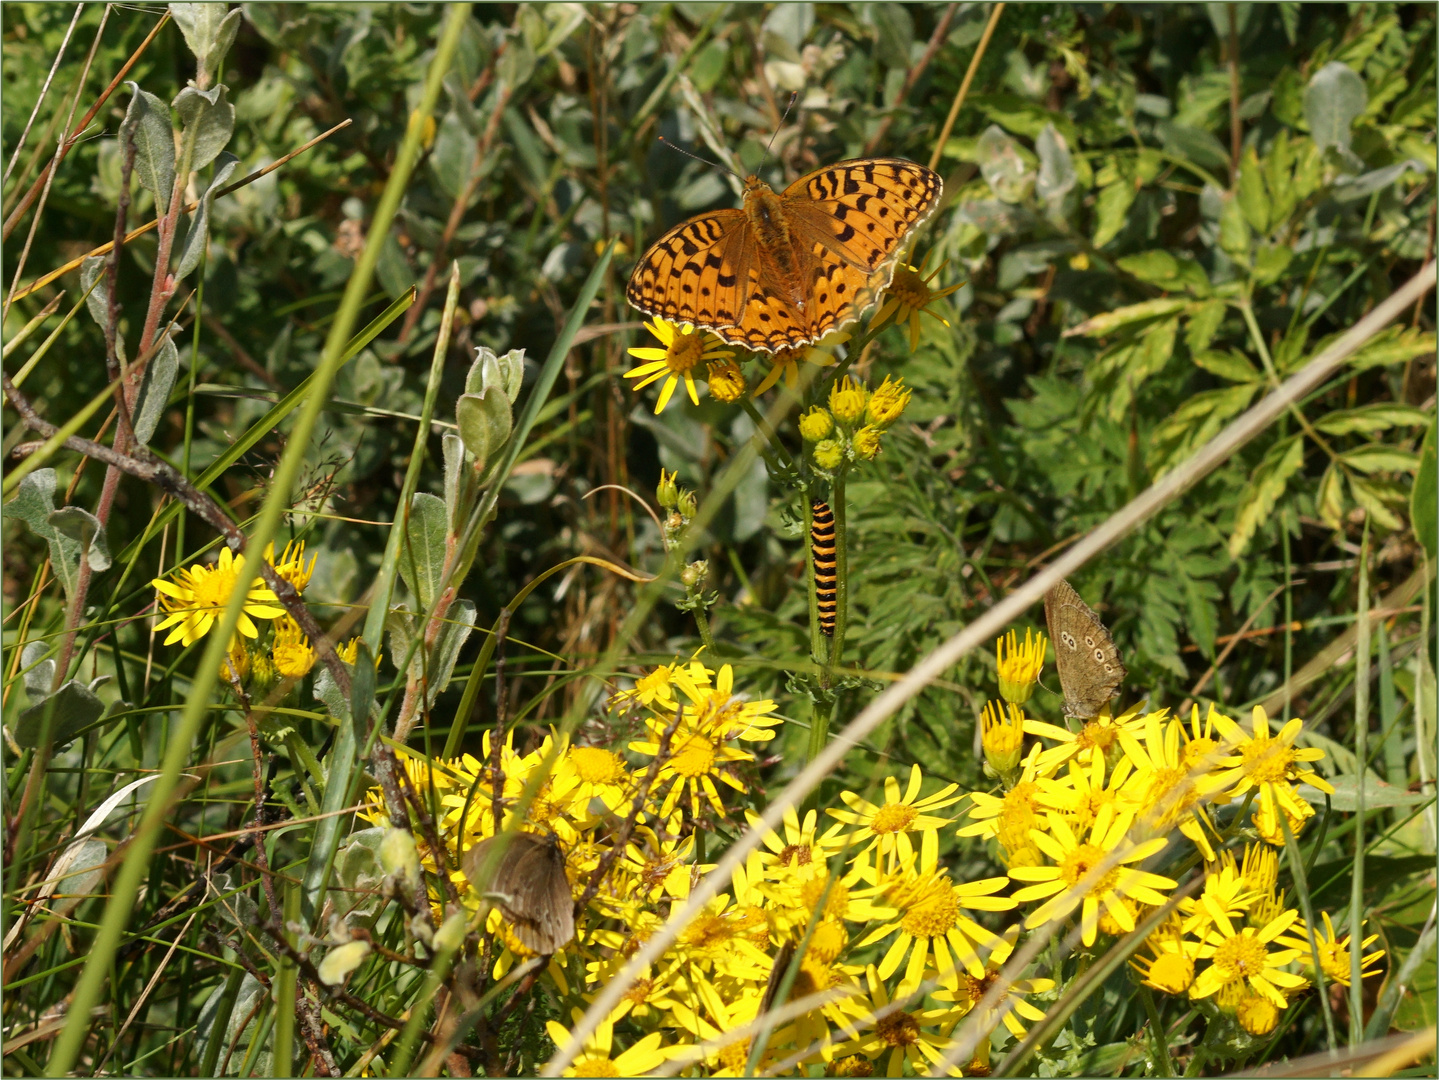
[626,158,942,355]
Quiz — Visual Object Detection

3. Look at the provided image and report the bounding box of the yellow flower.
[624,318,733,413]
[271,615,316,679]
[827,763,965,867]
[865,374,912,428]
[1117,711,1228,860]
[872,254,964,352]
[222,634,251,683]
[1024,703,1148,773]
[1235,989,1281,1035]
[855,833,1016,988]
[828,964,969,1078]
[667,975,786,1076]
[152,547,287,647]
[958,744,1055,858]
[745,805,847,880]
[828,376,869,425]
[335,637,382,667]
[799,406,834,441]
[933,925,1056,1038]
[706,357,746,403]
[852,424,883,459]
[1009,807,1176,947]
[1131,916,1199,995]
[565,745,631,813]
[1208,707,1334,844]
[265,539,316,594]
[753,331,848,396]
[813,438,844,471]
[1190,905,1307,1007]
[981,701,1026,777]
[996,628,1046,705]
[1278,911,1385,987]
[608,653,711,711]
[545,1008,672,1077]
[1033,751,1130,837]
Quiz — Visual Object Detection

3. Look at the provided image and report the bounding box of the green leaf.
[10,469,88,598]
[121,82,176,211]
[169,4,242,85]
[1413,420,1436,560]
[976,124,1033,204]
[1315,404,1432,436]
[396,492,449,613]
[1193,348,1260,382]
[1346,327,1438,372]
[1116,250,1211,294]
[131,336,179,447]
[1184,298,1227,353]
[174,153,239,281]
[48,507,111,572]
[1318,462,1346,528]
[1251,243,1293,286]
[1218,194,1251,260]
[1066,298,1187,338]
[173,85,235,175]
[1229,434,1304,556]
[1317,774,1437,812]
[1341,445,1420,475]
[80,255,110,330]
[1347,474,1406,529]
[1157,120,1230,170]
[1091,181,1137,249]
[16,679,108,749]
[1305,61,1367,153]
[1237,146,1269,233]
[1035,122,1076,206]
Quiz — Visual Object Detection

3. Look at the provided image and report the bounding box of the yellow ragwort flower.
[799,406,834,441]
[753,331,848,396]
[271,615,316,679]
[1278,911,1385,987]
[152,547,286,647]
[865,374,912,428]
[996,628,1047,704]
[706,357,746,403]
[1190,905,1306,1008]
[828,376,869,425]
[981,700,1026,777]
[813,438,844,471]
[872,253,964,352]
[625,318,733,413]
[852,424,883,459]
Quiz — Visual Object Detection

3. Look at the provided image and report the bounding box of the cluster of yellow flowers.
[620,253,959,415]
[150,540,370,692]
[799,375,912,471]
[360,628,1377,1076]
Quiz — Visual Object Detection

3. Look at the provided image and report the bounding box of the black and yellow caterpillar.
[811,500,837,636]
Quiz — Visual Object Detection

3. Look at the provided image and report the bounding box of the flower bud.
[996,628,1046,704]
[828,376,868,425]
[852,425,882,460]
[681,560,708,588]
[706,359,746,403]
[812,439,844,471]
[676,489,698,520]
[865,375,912,428]
[799,406,834,442]
[981,700,1025,778]
[656,469,679,510]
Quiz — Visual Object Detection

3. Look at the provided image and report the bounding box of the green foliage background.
[2,2,1435,1075]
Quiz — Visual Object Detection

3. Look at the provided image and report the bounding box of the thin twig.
[927,3,1004,172]
[3,3,84,186]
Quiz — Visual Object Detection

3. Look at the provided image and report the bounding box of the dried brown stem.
[863,3,959,157]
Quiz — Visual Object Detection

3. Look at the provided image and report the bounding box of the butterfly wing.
[1044,579,1127,719]
[626,209,754,331]
[507,837,575,954]
[781,158,942,340]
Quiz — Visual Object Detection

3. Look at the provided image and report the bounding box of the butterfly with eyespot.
[463,831,575,955]
[626,157,942,354]
[1044,578,1127,719]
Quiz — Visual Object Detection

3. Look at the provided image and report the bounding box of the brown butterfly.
[626,158,942,354]
[463,831,575,955]
[1044,578,1127,719]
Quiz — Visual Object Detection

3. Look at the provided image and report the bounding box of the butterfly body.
[1044,578,1127,719]
[627,158,941,353]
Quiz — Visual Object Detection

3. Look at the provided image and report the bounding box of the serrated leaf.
[131,336,179,447]
[1347,474,1405,529]
[1251,244,1293,286]
[1218,194,1251,260]
[1413,420,1436,559]
[1341,445,1420,474]
[1346,327,1438,373]
[1305,61,1367,152]
[1091,180,1136,248]
[396,492,449,613]
[1192,349,1260,382]
[1066,298,1187,338]
[173,152,239,281]
[1317,462,1346,528]
[1236,146,1269,233]
[173,85,234,175]
[1229,435,1304,556]
[1315,404,1431,435]
[121,83,176,211]
[1184,298,1227,353]
[1116,250,1210,294]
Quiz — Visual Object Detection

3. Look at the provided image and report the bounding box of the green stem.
[1350,523,1370,1044]
[1279,811,1338,1052]
[1239,295,1341,464]
[739,396,795,473]
[692,598,715,649]
[1139,984,1174,1078]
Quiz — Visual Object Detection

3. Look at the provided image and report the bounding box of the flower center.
[957,970,1003,1007]
[871,803,918,834]
[671,734,717,778]
[1148,952,1195,994]
[1214,932,1269,977]
[1142,767,1198,827]
[1059,843,1120,895]
[997,781,1040,850]
[876,1011,921,1047]
[189,564,236,611]
[886,266,929,307]
[718,1041,750,1072]
[624,978,654,1005]
[800,876,850,922]
[898,878,959,938]
[1076,722,1119,754]
[1182,736,1221,770]
[570,747,625,785]
[665,329,704,374]
[777,843,813,867]
[681,912,735,950]
[573,1057,620,1077]
[1240,738,1295,784]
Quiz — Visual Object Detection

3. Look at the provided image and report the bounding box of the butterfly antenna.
[657,136,742,181]
[762,91,800,167]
